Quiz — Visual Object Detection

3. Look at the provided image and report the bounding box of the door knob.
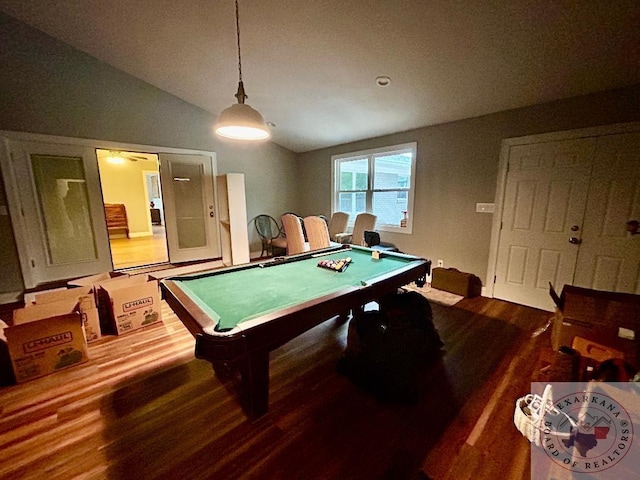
[569,237,582,245]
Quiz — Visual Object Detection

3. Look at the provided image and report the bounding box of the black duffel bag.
[336,290,443,401]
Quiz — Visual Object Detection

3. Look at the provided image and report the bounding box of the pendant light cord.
[233,0,248,103]
[235,0,242,84]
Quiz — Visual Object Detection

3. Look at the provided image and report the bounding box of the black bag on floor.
[336,290,443,400]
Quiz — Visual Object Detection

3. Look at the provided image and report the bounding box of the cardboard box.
[7,302,89,383]
[549,284,640,367]
[67,271,123,288]
[26,286,101,343]
[431,267,482,297]
[68,272,128,334]
[0,319,16,385]
[98,275,162,335]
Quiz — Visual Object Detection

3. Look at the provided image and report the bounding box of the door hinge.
[493,275,497,283]
[31,259,36,268]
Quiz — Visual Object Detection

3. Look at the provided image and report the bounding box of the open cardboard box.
[68,272,128,334]
[97,275,162,335]
[7,299,90,383]
[549,283,640,367]
[27,286,101,343]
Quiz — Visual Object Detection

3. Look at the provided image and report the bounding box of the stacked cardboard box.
[6,300,90,383]
[1,271,163,384]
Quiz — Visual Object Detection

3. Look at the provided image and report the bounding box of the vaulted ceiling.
[1,0,638,152]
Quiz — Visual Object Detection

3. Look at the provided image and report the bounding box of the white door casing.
[492,138,595,311]
[159,153,220,264]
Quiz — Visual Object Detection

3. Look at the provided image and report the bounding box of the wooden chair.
[336,213,377,246]
[328,212,349,242]
[281,213,309,255]
[303,216,331,251]
[254,215,287,257]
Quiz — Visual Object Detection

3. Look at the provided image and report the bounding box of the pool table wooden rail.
[160,249,430,419]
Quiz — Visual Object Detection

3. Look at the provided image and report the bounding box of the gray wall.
[296,84,640,286]
[0,12,297,297]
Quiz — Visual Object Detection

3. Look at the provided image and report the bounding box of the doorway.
[96,149,169,269]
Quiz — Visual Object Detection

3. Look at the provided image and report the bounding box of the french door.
[1,133,220,289]
[2,140,112,288]
[159,153,219,263]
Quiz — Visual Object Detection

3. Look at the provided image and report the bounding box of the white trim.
[485,121,640,299]
[0,130,217,158]
[331,141,417,234]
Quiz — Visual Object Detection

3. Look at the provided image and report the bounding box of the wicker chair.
[303,215,331,251]
[336,213,377,246]
[281,213,309,255]
[328,212,349,242]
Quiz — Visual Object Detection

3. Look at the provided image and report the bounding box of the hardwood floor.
[0,295,552,480]
[110,226,168,270]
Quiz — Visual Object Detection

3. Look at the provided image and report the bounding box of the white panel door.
[493,138,596,310]
[574,132,640,293]
[159,153,220,263]
[1,140,112,288]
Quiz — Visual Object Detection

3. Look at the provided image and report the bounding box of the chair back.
[328,212,349,241]
[254,215,279,240]
[281,213,307,255]
[303,216,331,250]
[351,213,377,246]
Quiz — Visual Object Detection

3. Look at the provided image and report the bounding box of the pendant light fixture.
[215,0,270,140]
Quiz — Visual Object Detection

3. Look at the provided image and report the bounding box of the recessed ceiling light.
[376,76,391,87]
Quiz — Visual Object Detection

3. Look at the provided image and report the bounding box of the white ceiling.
[1,0,639,153]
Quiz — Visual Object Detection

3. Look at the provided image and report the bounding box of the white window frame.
[331,142,417,234]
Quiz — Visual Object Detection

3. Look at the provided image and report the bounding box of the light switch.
[476,203,495,213]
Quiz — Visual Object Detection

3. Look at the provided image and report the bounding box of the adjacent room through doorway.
[96,149,169,270]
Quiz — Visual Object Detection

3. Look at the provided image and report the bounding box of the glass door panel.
[31,154,98,264]
[171,163,207,249]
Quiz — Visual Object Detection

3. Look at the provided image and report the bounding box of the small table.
[161,245,430,418]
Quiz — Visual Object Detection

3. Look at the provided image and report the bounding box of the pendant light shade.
[215,0,270,141]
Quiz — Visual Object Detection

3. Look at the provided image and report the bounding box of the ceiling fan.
[105,151,150,164]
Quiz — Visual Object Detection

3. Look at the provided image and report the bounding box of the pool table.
[161,245,430,418]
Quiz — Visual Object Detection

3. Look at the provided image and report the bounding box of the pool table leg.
[237,350,270,419]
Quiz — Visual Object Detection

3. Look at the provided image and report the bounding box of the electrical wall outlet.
[437,259,444,267]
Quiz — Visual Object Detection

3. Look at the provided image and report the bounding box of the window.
[332,142,417,234]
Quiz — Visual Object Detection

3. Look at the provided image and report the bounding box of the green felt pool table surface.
[168,246,422,331]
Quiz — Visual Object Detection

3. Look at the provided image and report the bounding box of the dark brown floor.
[0,295,552,479]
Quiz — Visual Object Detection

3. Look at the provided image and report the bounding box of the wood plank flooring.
[0,295,552,479]
[110,226,168,270]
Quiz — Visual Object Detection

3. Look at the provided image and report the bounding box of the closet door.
[492,138,595,311]
[573,132,640,293]
[1,140,112,288]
